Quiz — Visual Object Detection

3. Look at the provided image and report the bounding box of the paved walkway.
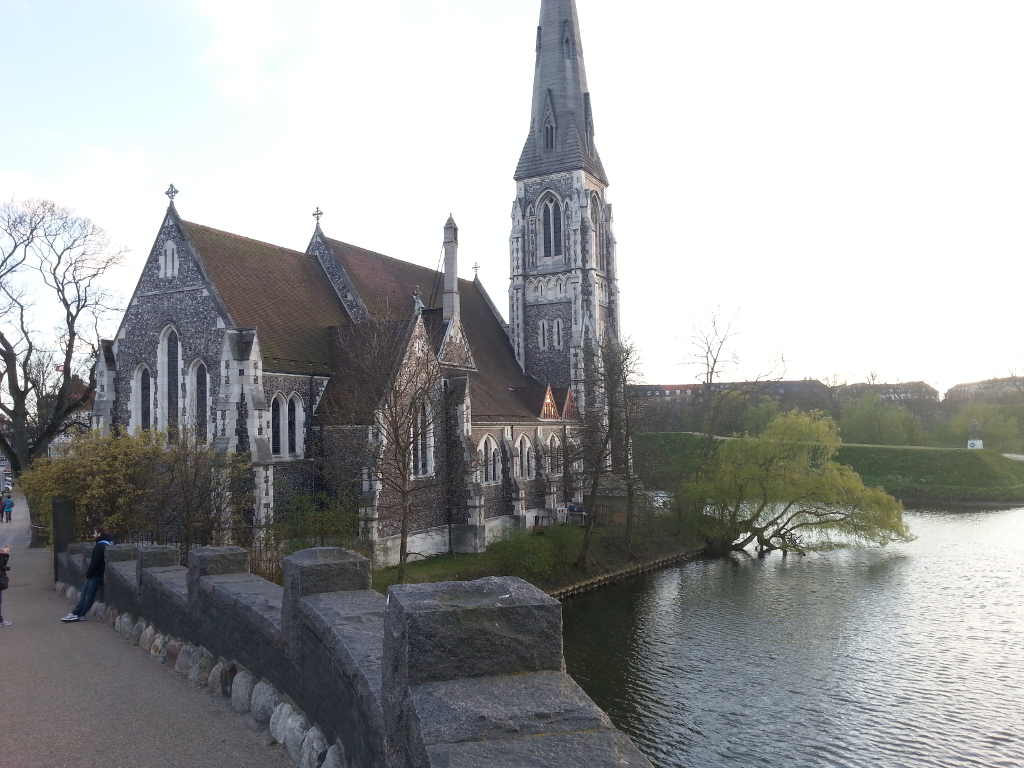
[0,493,292,768]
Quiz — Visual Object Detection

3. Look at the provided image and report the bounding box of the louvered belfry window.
[542,198,562,259]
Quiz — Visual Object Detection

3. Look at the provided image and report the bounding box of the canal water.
[562,508,1024,768]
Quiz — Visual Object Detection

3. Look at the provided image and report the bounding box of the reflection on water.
[563,508,1024,768]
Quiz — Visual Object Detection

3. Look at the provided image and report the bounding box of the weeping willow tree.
[686,410,912,554]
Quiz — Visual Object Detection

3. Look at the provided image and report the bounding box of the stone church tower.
[509,0,619,410]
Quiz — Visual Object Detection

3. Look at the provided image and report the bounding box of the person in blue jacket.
[61,526,113,622]
[3,494,13,523]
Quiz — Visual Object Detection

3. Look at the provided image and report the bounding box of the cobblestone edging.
[548,548,702,600]
[55,581,342,768]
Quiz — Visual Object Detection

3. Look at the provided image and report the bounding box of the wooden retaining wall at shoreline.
[549,548,702,600]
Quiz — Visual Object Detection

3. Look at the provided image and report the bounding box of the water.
[562,508,1024,768]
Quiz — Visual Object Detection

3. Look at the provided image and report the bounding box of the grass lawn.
[836,444,1024,502]
[371,519,701,593]
[633,431,1024,503]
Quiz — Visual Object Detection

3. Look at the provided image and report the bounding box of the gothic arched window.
[137,366,151,431]
[547,435,561,474]
[271,396,282,455]
[541,197,562,259]
[412,400,431,476]
[194,363,207,442]
[591,194,606,272]
[164,329,179,440]
[516,437,534,479]
[481,436,501,483]
[287,397,297,455]
[544,120,555,151]
[554,318,563,349]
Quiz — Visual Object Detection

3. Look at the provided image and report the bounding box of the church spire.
[515,0,607,184]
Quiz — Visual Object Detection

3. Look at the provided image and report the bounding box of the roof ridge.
[323,237,415,265]
[327,235,482,287]
[182,221,314,258]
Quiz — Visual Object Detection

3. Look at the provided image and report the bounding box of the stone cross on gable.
[473,262,480,277]
[165,184,179,201]
[313,207,323,222]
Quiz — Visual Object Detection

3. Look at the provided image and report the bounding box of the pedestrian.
[3,494,12,523]
[0,544,11,626]
[61,526,113,622]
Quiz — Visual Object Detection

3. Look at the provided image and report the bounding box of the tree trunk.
[576,470,603,572]
[624,471,635,548]
[397,488,411,584]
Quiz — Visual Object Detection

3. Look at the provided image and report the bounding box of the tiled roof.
[324,318,415,424]
[182,222,349,374]
[322,236,544,422]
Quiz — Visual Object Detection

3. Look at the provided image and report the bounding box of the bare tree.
[570,335,648,570]
[0,200,125,485]
[150,430,255,557]
[0,199,53,285]
[686,312,786,442]
[324,307,463,583]
[679,312,786,528]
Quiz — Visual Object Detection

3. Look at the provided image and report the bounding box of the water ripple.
[563,508,1024,768]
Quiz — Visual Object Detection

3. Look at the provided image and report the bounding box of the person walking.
[60,526,113,622]
[3,494,12,523]
[0,545,11,626]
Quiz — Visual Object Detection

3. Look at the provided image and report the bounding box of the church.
[92,0,621,565]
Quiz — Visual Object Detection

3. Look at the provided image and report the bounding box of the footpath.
[0,493,292,768]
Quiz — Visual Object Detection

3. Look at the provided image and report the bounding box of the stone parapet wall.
[56,544,652,768]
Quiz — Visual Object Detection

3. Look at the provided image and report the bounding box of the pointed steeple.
[514,0,607,184]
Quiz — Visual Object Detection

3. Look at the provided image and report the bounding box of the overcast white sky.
[2,0,1022,394]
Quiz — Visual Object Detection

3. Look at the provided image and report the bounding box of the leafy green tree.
[686,411,911,554]
[839,392,929,446]
[18,429,163,539]
[18,428,255,552]
[740,396,779,435]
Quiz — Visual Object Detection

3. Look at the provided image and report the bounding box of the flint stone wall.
[58,543,652,768]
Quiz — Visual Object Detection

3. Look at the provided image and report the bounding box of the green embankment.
[634,432,1024,504]
[835,444,1024,503]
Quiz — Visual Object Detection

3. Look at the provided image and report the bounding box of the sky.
[2,0,1023,395]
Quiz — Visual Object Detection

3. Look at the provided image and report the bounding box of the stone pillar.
[51,497,76,584]
[382,577,563,767]
[136,545,180,592]
[187,546,249,609]
[66,542,94,585]
[281,547,371,661]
